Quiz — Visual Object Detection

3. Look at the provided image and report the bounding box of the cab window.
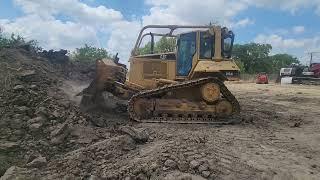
[199,32,214,59]
[223,37,232,52]
[177,32,196,76]
[221,29,234,58]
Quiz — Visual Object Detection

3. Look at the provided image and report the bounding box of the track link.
[128,78,240,124]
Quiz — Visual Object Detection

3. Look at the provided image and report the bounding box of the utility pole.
[307,52,320,65]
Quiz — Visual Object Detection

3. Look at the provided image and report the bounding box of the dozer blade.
[79,58,136,112]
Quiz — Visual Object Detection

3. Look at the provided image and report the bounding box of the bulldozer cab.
[127,25,240,89]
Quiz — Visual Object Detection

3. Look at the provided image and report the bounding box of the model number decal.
[160,54,167,59]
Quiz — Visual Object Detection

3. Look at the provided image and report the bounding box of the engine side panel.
[190,60,240,80]
[128,56,177,89]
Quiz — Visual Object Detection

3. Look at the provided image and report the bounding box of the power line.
[306,52,320,65]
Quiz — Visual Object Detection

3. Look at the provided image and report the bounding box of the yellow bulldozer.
[80,25,240,124]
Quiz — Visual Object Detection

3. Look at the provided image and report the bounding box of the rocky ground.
[0,48,320,180]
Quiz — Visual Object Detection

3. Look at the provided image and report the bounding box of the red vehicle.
[256,72,269,84]
[310,63,320,78]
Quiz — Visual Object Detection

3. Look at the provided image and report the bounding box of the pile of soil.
[0,48,91,174]
[0,48,131,178]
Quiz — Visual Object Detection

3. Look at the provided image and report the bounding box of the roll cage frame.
[131,25,235,58]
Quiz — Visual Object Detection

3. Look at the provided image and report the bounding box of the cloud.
[2,0,320,65]
[0,0,143,63]
[292,26,305,34]
[2,0,257,63]
[0,14,98,50]
[106,21,141,64]
[14,0,123,26]
[264,25,306,36]
[142,0,320,29]
[142,0,249,26]
[243,0,320,15]
[230,18,254,28]
[254,33,320,62]
[255,34,304,49]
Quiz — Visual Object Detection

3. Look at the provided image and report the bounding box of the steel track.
[128,78,240,124]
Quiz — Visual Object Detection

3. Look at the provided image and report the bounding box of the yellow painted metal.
[128,57,176,88]
[126,25,239,88]
[213,26,222,60]
[166,60,176,80]
[192,60,240,73]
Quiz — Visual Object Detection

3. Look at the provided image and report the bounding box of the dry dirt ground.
[222,83,320,179]
[48,82,320,180]
[113,82,320,180]
[1,48,320,180]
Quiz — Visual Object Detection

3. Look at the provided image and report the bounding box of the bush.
[0,29,41,52]
[71,44,112,64]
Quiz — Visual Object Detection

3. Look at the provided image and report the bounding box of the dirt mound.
[0,47,160,180]
[0,48,88,174]
[40,49,69,64]
[0,47,130,177]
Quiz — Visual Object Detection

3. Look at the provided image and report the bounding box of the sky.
[0,0,320,64]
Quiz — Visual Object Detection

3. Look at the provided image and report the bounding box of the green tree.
[269,54,299,73]
[232,43,299,74]
[137,42,152,55]
[232,43,272,73]
[155,37,176,53]
[137,37,176,55]
[234,59,245,73]
[72,44,112,63]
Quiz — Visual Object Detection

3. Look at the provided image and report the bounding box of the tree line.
[1,28,299,73]
[232,43,299,74]
[138,37,299,74]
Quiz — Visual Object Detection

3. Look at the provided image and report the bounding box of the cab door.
[176,32,196,76]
